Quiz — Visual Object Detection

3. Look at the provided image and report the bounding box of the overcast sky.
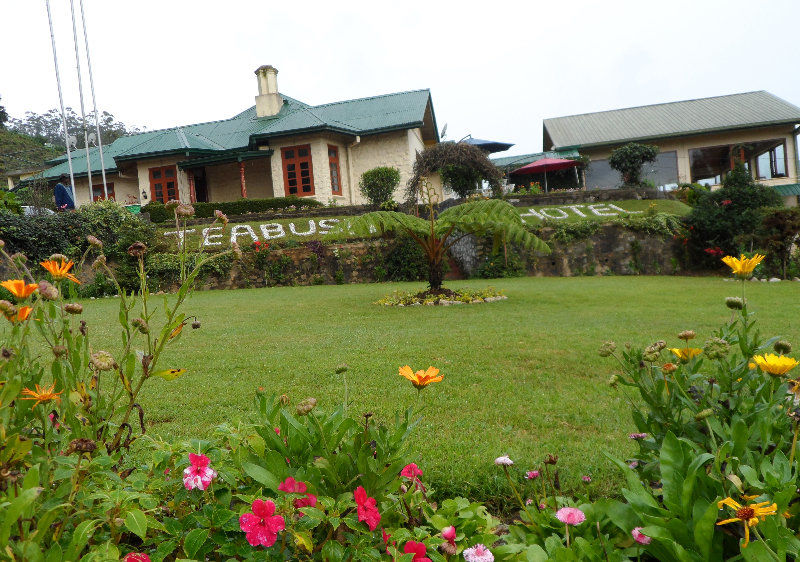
[2,0,799,156]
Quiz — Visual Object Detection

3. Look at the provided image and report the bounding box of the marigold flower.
[463,543,494,562]
[6,305,32,323]
[670,347,702,362]
[239,499,285,547]
[354,486,381,531]
[183,453,217,491]
[556,507,586,525]
[722,253,765,279]
[753,353,799,376]
[20,382,62,408]
[1,280,38,300]
[40,258,80,284]
[399,365,443,389]
[717,497,777,548]
[631,527,651,545]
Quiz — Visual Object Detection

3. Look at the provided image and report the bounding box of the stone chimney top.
[254,65,282,117]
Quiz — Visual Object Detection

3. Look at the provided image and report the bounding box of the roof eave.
[113,148,219,163]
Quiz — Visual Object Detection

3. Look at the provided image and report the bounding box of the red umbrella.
[510,157,579,192]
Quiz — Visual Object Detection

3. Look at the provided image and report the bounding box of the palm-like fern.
[328,198,550,290]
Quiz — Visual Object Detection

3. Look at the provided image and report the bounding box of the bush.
[0,211,88,262]
[77,200,158,260]
[143,196,322,224]
[684,165,783,269]
[141,200,169,223]
[383,234,430,281]
[440,163,483,198]
[675,182,709,206]
[475,250,525,278]
[608,142,659,186]
[359,166,401,207]
[759,207,800,278]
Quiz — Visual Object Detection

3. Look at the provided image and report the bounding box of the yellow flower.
[40,259,81,284]
[717,497,777,548]
[0,280,38,300]
[752,353,799,376]
[20,382,63,408]
[399,365,443,389]
[670,348,702,362]
[721,254,765,279]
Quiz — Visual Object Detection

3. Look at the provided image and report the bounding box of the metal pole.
[45,0,77,204]
[79,0,108,198]
[69,0,93,199]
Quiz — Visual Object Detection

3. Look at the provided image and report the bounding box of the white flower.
[494,455,513,466]
[463,543,494,562]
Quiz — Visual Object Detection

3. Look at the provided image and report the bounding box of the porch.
[177,150,275,203]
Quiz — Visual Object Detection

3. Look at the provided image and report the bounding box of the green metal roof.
[772,183,800,196]
[543,91,800,150]
[34,89,436,181]
[491,149,579,170]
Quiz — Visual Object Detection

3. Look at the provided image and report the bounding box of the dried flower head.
[66,438,97,454]
[11,253,27,265]
[176,203,195,218]
[703,337,730,360]
[87,235,103,249]
[775,340,793,355]
[165,199,181,210]
[725,296,745,310]
[127,242,147,258]
[131,318,150,334]
[92,255,107,270]
[598,341,617,357]
[296,397,317,416]
[49,253,68,263]
[544,454,559,465]
[37,279,59,300]
[64,303,83,315]
[90,350,116,371]
[335,363,349,374]
[79,320,88,336]
[52,345,67,358]
[1,347,15,361]
[214,209,229,226]
[678,330,697,342]
[0,300,17,318]
[629,433,648,440]
[191,320,201,329]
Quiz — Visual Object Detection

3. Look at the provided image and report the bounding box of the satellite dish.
[87,132,97,146]
[67,135,78,150]
[440,123,447,140]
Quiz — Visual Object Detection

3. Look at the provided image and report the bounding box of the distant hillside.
[0,128,60,176]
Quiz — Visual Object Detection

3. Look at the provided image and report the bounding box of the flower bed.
[376,287,507,306]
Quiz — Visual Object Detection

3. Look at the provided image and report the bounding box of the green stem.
[790,421,799,467]
[751,526,781,561]
[503,466,536,525]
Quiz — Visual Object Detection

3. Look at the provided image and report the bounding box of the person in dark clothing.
[54,175,75,210]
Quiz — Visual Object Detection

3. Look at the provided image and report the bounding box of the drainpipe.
[345,135,361,205]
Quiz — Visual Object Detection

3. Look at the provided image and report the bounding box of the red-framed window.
[281,145,314,196]
[92,182,115,201]
[149,165,178,203]
[328,145,342,195]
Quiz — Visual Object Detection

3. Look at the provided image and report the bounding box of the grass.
[77,276,798,503]
[518,198,690,225]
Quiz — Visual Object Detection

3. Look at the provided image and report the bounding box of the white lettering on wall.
[289,220,316,236]
[607,203,643,214]
[521,208,545,220]
[562,204,587,217]
[318,218,340,232]
[259,223,286,240]
[587,204,618,217]
[202,226,223,246]
[539,208,569,220]
[230,224,259,244]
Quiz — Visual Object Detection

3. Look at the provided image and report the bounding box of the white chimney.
[254,65,283,118]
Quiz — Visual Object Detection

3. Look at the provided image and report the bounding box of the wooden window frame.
[281,145,315,197]
[755,141,788,180]
[328,145,342,195]
[149,165,179,203]
[92,182,115,201]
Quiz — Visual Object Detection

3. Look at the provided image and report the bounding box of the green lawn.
[518,198,690,225]
[78,276,798,502]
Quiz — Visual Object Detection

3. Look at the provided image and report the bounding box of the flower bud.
[725,296,745,310]
[296,397,317,416]
[662,362,678,373]
[0,300,17,318]
[678,330,696,342]
[608,374,619,387]
[11,253,27,265]
[176,203,195,218]
[49,253,68,263]
[127,242,147,258]
[67,438,97,454]
[439,542,457,556]
[335,363,349,374]
[90,350,116,371]
[131,318,150,334]
[598,341,617,357]
[64,303,83,315]
[214,209,229,226]
[165,199,181,210]
[92,255,107,270]
[695,408,714,421]
[191,320,201,330]
[0,239,5,248]
[775,340,792,355]
[37,280,59,300]
[702,337,730,360]
[86,235,103,249]
[52,345,68,358]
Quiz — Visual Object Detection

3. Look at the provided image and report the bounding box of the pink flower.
[721,199,732,206]
[382,528,394,555]
[582,475,592,483]
[631,527,651,545]
[123,554,150,562]
[274,427,280,434]
[182,453,217,491]
[277,477,317,511]
[239,499,286,547]
[442,525,456,546]
[556,507,586,526]
[525,498,534,505]
[629,433,648,440]
[494,456,513,466]
[629,461,639,469]
[539,503,546,510]
[525,470,540,480]
[354,486,381,531]
[401,463,423,481]
[463,543,494,562]
[403,541,431,561]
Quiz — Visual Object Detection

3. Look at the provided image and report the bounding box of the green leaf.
[321,540,345,560]
[242,462,278,490]
[293,530,314,553]
[66,519,100,560]
[183,528,209,559]
[693,501,719,561]
[0,486,41,546]
[660,432,685,513]
[125,509,148,540]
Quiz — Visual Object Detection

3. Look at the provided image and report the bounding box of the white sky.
[2,0,799,157]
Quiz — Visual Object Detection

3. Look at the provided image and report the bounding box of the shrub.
[759,207,800,278]
[407,141,503,201]
[475,250,525,278]
[143,196,322,224]
[608,142,659,186]
[141,200,169,223]
[440,163,483,198]
[359,166,401,207]
[77,200,158,260]
[675,182,709,206]
[383,234,429,281]
[0,211,88,261]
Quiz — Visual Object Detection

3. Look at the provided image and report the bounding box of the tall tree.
[8,107,140,149]
[0,95,8,128]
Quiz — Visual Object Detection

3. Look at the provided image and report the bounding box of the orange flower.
[20,382,63,408]
[6,306,32,323]
[0,280,38,299]
[40,259,81,284]
[399,365,443,389]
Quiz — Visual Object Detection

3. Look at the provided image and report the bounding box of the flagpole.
[69,0,93,199]
[79,0,108,198]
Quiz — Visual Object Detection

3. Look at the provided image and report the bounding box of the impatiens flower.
[1,280,38,300]
[463,543,494,562]
[556,507,586,525]
[183,453,217,491]
[123,554,150,562]
[239,499,286,547]
[525,470,540,479]
[354,486,381,531]
[631,527,651,545]
[629,461,639,469]
[494,455,513,466]
[670,347,702,362]
[722,253,765,279]
[582,475,592,483]
[40,258,81,284]
[752,353,799,377]
[399,365,443,389]
[629,433,648,440]
[717,497,777,548]
[525,498,534,505]
[403,541,431,562]
[442,525,456,546]
[401,463,423,481]
[277,477,317,511]
[20,383,62,408]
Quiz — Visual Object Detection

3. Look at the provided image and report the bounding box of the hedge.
[143,196,322,223]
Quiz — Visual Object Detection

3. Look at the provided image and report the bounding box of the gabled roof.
[491,149,579,170]
[543,91,800,150]
[34,89,436,181]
